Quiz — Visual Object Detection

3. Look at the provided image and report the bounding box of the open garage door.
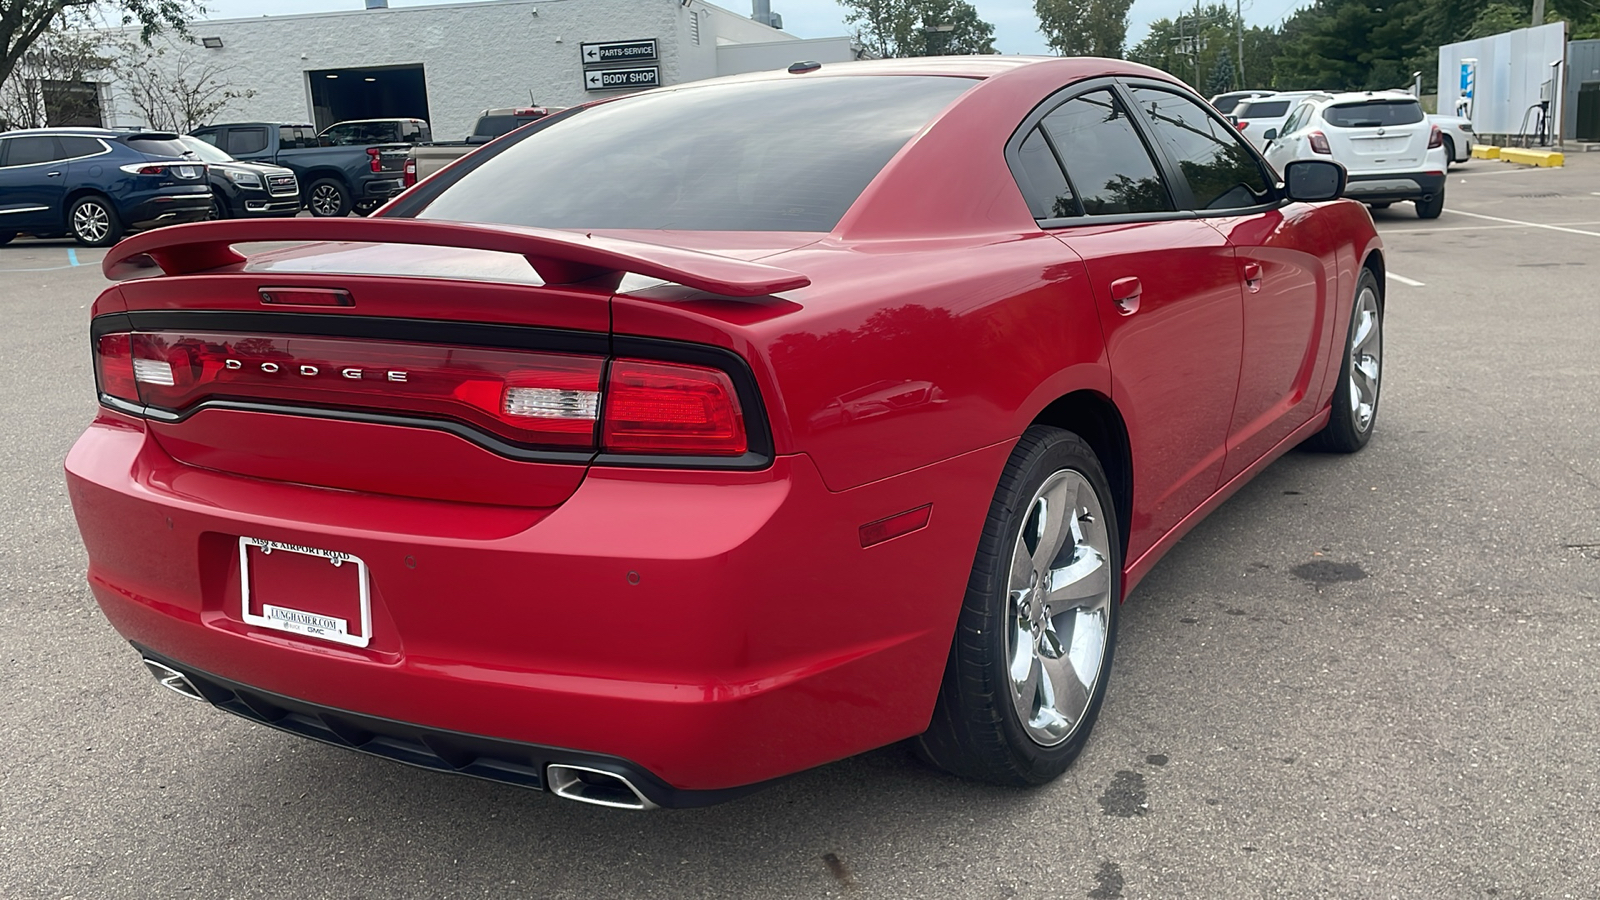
[308,65,430,132]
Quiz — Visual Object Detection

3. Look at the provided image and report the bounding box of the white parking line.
[1389,273,1426,287]
[1444,209,1600,237]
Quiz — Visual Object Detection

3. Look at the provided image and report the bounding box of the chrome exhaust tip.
[141,658,205,701]
[546,764,658,810]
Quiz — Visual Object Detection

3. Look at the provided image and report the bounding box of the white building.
[99,0,858,139]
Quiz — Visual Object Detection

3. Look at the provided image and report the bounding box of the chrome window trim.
[0,136,113,169]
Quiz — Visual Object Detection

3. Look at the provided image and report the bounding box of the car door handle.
[1242,262,1263,293]
[1110,276,1142,315]
[45,171,63,178]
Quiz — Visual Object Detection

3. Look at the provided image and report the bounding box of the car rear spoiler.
[102,218,812,297]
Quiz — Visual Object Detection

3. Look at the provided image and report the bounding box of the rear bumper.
[1343,171,1446,203]
[361,178,406,199]
[124,191,213,228]
[64,415,1005,793]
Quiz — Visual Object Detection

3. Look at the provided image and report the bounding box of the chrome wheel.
[73,201,110,243]
[1004,469,1113,747]
[1348,284,1382,434]
[310,183,344,216]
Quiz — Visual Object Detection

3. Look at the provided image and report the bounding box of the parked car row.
[1210,88,1459,219]
[0,117,426,246]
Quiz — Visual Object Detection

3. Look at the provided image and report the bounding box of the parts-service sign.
[583,66,661,92]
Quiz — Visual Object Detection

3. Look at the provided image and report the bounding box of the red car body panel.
[65,56,1383,799]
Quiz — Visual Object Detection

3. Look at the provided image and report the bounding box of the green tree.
[1036,0,1136,58]
[843,0,996,57]
[1206,49,1235,95]
[1,1,197,94]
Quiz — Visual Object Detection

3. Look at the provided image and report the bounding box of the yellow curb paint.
[1471,145,1500,159]
[1498,147,1564,167]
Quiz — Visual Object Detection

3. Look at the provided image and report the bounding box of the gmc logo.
[225,359,408,382]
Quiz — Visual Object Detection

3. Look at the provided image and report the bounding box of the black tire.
[1415,189,1444,219]
[68,195,123,247]
[1368,202,1392,210]
[1442,136,1456,167]
[307,178,352,217]
[916,426,1122,786]
[0,231,15,246]
[207,196,229,220]
[1304,268,1383,453]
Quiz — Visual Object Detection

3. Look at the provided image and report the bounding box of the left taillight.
[1308,131,1332,154]
[94,333,139,404]
[1428,125,1443,149]
[367,147,382,173]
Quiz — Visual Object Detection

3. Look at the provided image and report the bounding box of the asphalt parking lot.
[3,155,1597,900]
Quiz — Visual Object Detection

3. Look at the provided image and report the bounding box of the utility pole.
[1236,0,1245,88]
[1532,0,1545,26]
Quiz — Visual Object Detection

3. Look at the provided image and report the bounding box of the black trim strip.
[132,644,779,809]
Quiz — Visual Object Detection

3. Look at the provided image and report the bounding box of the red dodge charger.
[66,57,1383,809]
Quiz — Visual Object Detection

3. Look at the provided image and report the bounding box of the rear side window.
[279,126,313,149]
[1324,101,1424,128]
[1011,127,1077,219]
[125,136,193,158]
[1040,90,1173,216]
[57,136,105,159]
[1130,87,1271,211]
[224,128,268,155]
[416,76,973,232]
[1,135,58,166]
[1238,100,1290,118]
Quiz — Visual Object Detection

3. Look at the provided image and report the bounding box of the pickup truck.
[406,107,563,183]
[189,122,411,217]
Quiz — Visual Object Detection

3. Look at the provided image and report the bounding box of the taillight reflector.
[602,359,746,456]
[859,504,933,548]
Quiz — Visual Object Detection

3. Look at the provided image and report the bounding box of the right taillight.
[602,359,747,456]
[1308,131,1332,154]
[402,158,417,187]
[1235,120,1249,130]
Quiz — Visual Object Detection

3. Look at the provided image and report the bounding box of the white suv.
[1232,91,1328,150]
[1262,91,1449,219]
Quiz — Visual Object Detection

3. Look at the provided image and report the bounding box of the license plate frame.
[239,536,371,648]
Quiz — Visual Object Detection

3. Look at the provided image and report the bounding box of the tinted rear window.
[1238,100,1290,117]
[58,136,105,158]
[472,115,526,139]
[416,76,973,232]
[1324,100,1424,127]
[125,135,193,159]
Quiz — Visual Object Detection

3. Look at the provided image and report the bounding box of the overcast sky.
[199,0,1315,57]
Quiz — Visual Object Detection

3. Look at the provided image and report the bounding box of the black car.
[0,128,210,246]
[176,136,300,219]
